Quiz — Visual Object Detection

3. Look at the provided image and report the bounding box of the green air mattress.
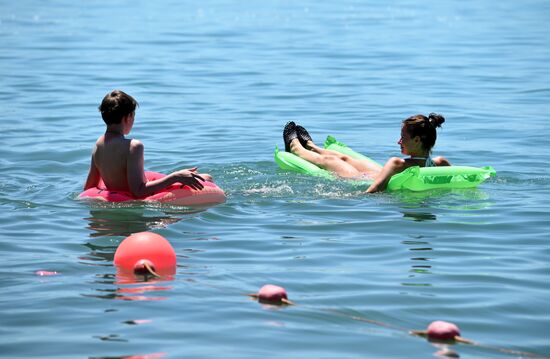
[274,135,496,192]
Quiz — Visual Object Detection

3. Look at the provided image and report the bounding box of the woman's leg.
[290,139,361,178]
[305,141,383,177]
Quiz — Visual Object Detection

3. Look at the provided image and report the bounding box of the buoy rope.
[142,261,160,278]
[246,293,295,306]
[341,312,549,358]
[170,280,549,358]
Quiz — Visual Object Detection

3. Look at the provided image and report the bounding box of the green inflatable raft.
[275,135,496,192]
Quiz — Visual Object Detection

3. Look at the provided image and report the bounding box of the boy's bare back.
[92,133,143,192]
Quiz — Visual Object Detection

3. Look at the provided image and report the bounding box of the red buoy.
[427,321,460,341]
[114,232,176,278]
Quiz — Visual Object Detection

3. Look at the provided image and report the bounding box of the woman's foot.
[295,125,313,148]
[283,121,298,152]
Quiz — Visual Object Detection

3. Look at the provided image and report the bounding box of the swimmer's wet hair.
[403,113,445,152]
[99,90,139,125]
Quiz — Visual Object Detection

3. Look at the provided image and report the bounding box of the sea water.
[1,1,549,358]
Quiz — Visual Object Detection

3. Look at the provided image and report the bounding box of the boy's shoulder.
[93,135,142,158]
[128,138,144,153]
[95,134,105,145]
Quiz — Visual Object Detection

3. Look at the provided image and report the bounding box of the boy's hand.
[183,167,213,182]
[172,168,205,190]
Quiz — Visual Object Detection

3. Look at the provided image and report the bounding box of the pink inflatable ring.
[79,171,226,207]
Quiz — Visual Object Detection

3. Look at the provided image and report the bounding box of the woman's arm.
[366,157,405,193]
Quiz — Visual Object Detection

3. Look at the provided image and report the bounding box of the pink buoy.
[259,284,287,303]
[114,232,176,278]
[35,270,58,276]
[427,320,461,341]
[249,284,293,305]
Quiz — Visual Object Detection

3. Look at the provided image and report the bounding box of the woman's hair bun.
[428,113,445,128]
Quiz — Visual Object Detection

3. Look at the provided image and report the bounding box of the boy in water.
[84,90,212,197]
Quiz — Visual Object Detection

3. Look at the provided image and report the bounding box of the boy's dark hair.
[98,90,138,125]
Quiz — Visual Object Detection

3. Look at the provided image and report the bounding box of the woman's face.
[398,124,421,155]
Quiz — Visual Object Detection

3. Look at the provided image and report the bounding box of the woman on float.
[283,114,451,193]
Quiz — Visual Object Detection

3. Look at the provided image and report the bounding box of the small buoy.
[410,320,473,344]
[427,321,460,341]
[35,270,58,276]
[249,284,293,305]
[114,232,176,277]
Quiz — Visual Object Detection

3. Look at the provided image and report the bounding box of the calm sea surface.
[1,1,549,358]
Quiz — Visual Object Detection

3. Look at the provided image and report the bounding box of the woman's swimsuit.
[410,156,436,167]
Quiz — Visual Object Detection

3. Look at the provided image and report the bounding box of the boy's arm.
[126,140,157,197]
[366,157,404,193]
[126,140,205,197]
[84,153,101,190]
